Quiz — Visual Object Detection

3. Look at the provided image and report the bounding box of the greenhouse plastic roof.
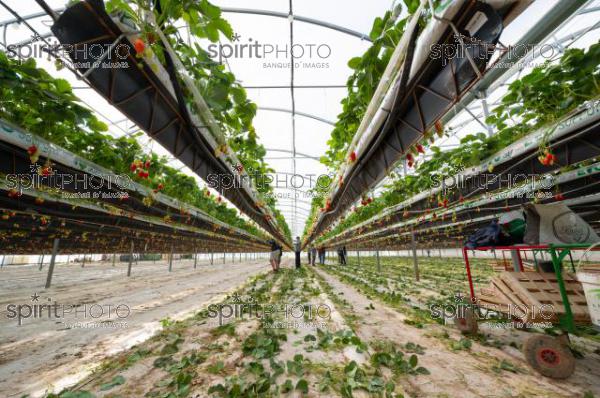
[1,0,599,238]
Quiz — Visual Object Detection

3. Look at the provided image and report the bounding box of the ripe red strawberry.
[416,144,425,154]
[138,170,149,179]
[134,38,145,54]
[130,162,137,172]
[408,160,414,168]
[27,145,38,156]
[144,160,151,169]
[406,153,413,162]
[349,151,357,162]
[217,196,222,203]
[554,193,565,201]
[8,188,21,198]
[157,183,164,190]
[325,199,332,211]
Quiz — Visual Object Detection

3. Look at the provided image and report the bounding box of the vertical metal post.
[210,252,214,265]
[127,241,134,277]
[112,253,116,267]
[193,250,198,269]
[81,253,86,268]
[357,250,360,266]
[376,250,381,272]
[38,253,45,271]
[223,252,226,264]
[44,238,60,289]
[411,231,420,281]
[0,255,4,269]
[479,91,495,137]
[510,250,520,272]
[168,245,174,272]
[239,252,242,262]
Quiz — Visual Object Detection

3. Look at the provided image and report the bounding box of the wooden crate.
[499,272,590,323]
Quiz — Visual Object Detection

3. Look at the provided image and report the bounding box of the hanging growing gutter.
[0,118,267,245]
[329,159,600,249]
[0,178,266,253]
[305,0,524,245]
[49,0,288,246]
[322,102,600,245]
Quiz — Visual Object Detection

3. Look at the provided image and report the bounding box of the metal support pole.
[411,231,420,281]
[210,252,214,265]
[168,245,174,272]
[38,253,45,271]
[357,250,360,266]
[127,241,134,277]
[479,91,495,137]
[510,250,520,272]
[112,253,116,267]
[44,238,60,289]
[376,250,381,272]
[81,253,86,268]
[194,250,198,269]
[223,252,226,264]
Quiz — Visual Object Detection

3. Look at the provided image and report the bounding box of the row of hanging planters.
[0,52,271,240]
[107,0,292,243]
[302,0,423,238]
[313,42,600,244]
[49,0,290,243]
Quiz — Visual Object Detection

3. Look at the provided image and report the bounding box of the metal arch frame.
[264,148,321,160]
[220,7,371,42]
[0,6,372,41]
[259,106,335,126]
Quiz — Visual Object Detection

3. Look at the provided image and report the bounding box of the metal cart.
[457,244,595,379]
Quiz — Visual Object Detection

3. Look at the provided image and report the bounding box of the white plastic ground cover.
[111,10,281,235]
[311,0,523,234]
[327,101,600,241]
[0,118,266,241]
[328,159,600,246]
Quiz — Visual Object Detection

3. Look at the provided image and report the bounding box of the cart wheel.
[522,335,575,379]
[454,307,478,334]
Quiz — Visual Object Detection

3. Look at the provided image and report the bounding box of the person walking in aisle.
[318,247,325,265]
[294,236,301,269]
[268,239,281,272]
[342,245,348,265]
[310,246,317,266]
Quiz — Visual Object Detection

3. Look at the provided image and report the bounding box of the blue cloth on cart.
[465,220,512,249]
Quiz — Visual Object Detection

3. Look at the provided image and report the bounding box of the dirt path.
[313,266,600,398]
[0,257,270,397]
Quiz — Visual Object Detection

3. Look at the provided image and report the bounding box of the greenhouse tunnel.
[1,0,600,396]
